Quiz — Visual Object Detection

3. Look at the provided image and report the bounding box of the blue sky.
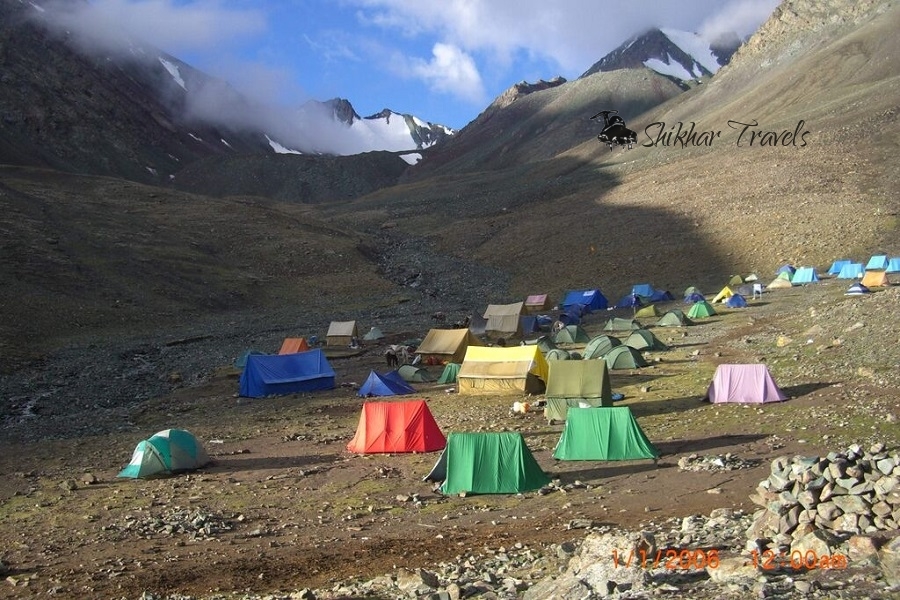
[41,0,781,131]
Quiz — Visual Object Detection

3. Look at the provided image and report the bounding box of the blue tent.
[827,259,851,275]
[239,349,336,398]
[649,290,675,302]
[557,310,581,326]
[791,267,819,285]
[888,257,900,274]
[358,370,415,397]
[866,255,889,270]
[776,264,796,277]
[560,289,608,312]
[725,293,748,308]
[837,263,864,279]
[614,293,644,309]
[684,292,705,304]
[845,282,870,296]
[520,315,538,335]
[631,283,655,298]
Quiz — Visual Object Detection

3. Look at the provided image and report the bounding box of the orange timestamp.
[751,549,848,570]
[611,548,720,570]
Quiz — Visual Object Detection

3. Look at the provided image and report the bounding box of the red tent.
[278,337,310,355]
[347,400,446,454]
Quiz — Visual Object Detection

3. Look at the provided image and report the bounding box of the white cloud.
[699,0,783,41]
[402,43,486,104]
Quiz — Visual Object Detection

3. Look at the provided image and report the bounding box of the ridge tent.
[656,309,693,327]
[712,286,734,304]
[828,259,852,275]
[346,400,445,454]
[416,328,484,365]
[552,407,659,461]
[524,294,553,314]
[358,370,416,397]
[791,267,819,285]
[866,255,889,270]
[457,345,548,395]
[424,432,550,495]
[604,345,648,370]
[363,327,385,341]
[861,270,890,288]
[483,302,524,337]
[326,321,359,346]
[615,293,645,309]
[845,282,871,296]
[544,360,613,423]
[396,365,432,383]
[239,349,335,398]
[624,329,668,351]
[234,349,265,370]
[560,289,608,312]
[520,315,538,335]
[766,275,793,289]
[649,290,675,303]
[687,300,716,319]
[635,304,661,318]
[888,258,900,273]
[728,275,744,286]
[553,324,590,345]
[437,362,461,384]
[725,293,748,308]
[604,317,642,332]
[776,264,796,277]
[278,337,310,355]
[545,348,572,361]
[118,429,210,479]
[684,292,706,304]
[837,263,864,279]
[631,283,655,298]
[703,364,787,404]
[582,335,622,359]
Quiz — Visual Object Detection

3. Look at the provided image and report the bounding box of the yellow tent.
[326,321,359,346]
[635,304,661,318]
[712,286,734,303]
[861,270,889,288]
[457,345,548,395]
[415,328,484,364]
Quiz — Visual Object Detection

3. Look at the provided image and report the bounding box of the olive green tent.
[604,317,642,332]
[656,309,693,327]
[545,348,572,361]
[553,325,590,345]
[687,300,717,319]
[553,407,659,461]
[624,329,668,351]
[634,304,661,318]
[397,364,432,382]
[581,335,622,359]
[544,360,613,423]
[424,432,550,495]
[604,345,648,369]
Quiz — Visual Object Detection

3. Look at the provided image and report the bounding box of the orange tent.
[278,337,310,355]
[861,270,889,288]
[346,400,446,454]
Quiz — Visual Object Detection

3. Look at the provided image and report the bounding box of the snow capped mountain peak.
[581,27,742,83]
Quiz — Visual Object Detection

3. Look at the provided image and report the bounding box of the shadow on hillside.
[781,381,837,399]
[552,460,668,484]
[624,395,704,419]
[208,453,341,472]
[654,434,769,457]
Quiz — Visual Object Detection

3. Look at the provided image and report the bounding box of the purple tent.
[703,364,787,404]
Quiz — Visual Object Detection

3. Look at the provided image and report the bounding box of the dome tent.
[118,429,210,479]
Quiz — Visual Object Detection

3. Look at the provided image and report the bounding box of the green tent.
[553,407,659,461]
[687,300,717,319]
[581,335,622,359]
[604,345,648,369]
[604,317,642,332]
[545,348,572,360]
[424,432,550,495]
[544,360,613,423]
[118,429,210,479]
[397,364,432,382]
[656,309,693,327]
[437,362,461,384]
[553,325,590,344]
[624,329,668,351]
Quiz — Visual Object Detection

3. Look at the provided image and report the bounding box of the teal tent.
[582,335,622,359]
[604,345,648,369]
[437,363,461,384]
[118,429,210,479]
[424,432,550,495]
[553,407,658,461]
[791,267,819,285]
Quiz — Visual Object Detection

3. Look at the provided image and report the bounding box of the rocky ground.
[1,271,900,600]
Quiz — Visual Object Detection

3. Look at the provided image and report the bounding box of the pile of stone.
[677,452,760,472]
[746,443,900,553]
[110,507,237,540]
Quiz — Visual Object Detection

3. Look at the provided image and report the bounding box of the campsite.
[2,273,900,598]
